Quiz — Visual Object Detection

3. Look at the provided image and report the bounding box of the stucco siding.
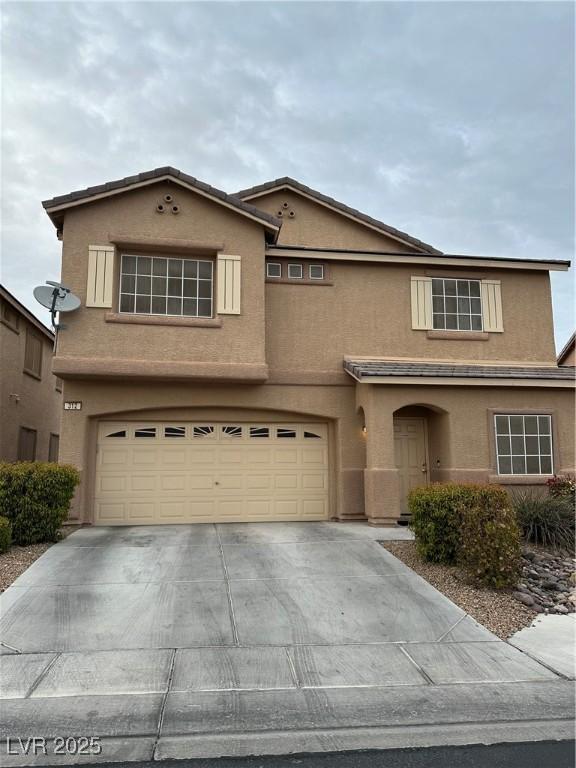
[0,311,61,462]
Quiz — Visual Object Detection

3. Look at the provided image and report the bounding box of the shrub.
[408,484,467,564]
[0,516,11,553]
[0,463,80,545]
[547,475,576,504]
[457,486,521,589]
[513,489,575,552]
[409,483,522,589]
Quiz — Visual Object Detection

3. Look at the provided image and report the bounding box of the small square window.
[309,264,324,280]
[288,263,303,279]
[266,263,282,279]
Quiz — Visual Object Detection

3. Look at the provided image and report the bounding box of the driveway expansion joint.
[24,653,61,698]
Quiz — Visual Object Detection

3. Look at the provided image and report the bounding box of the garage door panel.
[95,421,329,525]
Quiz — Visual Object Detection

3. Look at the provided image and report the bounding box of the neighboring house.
[41,168,575,526]
[0,285,62,462]
[558,332,575,367]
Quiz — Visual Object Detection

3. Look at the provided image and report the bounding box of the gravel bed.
[381,541,535,639]
[515,547,576,614]
[0,543,52,592]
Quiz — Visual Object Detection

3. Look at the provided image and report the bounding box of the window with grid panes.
[119,254,213,318]
[432,278,483,331]
[494,414,553,475]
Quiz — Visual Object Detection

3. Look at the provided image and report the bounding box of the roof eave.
[235,178,442,255]
[42,168,282,238]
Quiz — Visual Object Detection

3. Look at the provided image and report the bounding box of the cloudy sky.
[1,1,574,349]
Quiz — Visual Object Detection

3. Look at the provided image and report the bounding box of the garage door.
[95,421,329,524]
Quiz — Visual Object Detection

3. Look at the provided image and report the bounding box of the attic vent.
[282,201,289,209]
[156,204,165,213]
[277,210,283,217]
[164,194,173,203]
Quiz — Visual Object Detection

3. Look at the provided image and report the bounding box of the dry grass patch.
[382,540,535,639]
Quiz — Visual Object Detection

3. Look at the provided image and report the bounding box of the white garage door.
[95,421,329,524]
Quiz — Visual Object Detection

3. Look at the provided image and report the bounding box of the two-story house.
[1,285,62,462]
[41,168,575,526]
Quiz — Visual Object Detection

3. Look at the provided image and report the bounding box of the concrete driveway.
[0,522,573,764]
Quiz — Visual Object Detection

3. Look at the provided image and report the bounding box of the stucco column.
[356,384,401,526]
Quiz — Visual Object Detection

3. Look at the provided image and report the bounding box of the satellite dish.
[33,281,81,338]
[34,283,81,313]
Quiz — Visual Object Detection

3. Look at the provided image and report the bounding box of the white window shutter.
[481,279,503,332]
[86,245,115,308]
[217,254,241,315]
[410,276,433,330]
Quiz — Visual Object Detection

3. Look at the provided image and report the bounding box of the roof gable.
[234,177,442,255]
[0,284,54,341]
[43,167,281,238]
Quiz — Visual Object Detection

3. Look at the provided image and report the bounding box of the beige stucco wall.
[56,183,268,370]
[265,262,558,376]
[245,190,416,252]
[559,345,575,366]
[0,311,62,462]
[358,384,575,524]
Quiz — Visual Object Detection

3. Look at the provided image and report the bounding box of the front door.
[393,417,429,515]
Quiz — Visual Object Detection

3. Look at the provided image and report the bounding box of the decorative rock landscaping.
[514,548,576,614]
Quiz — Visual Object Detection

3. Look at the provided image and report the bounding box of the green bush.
[409,483,521,588]
[513,489,575,552]
[408,484,468,565]
[457,486,521,589]
[0,516,11,553]
[0,463,80,545]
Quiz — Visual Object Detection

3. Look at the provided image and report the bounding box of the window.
[24,329,43,378]
[431,278,483,331]
[277,428,296,438]
[222,425,242,437]
[288,263,303,279]
[1,301,19,332]
[250,426,269,438]
[119,254,213,318]
[134,427,156,438]
[48,434,59,463]
[266,262,282,279]
[495,414,553,475]
[304,431,322,439]
[309,264,324,280]
[193,426,214,437]
[164,426,186,438]
[18,427,37,461]
[106,430,126,438]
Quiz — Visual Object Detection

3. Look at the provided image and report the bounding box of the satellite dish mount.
[33,281,81,349]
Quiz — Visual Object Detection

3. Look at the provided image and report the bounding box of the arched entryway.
[393,404,450,519]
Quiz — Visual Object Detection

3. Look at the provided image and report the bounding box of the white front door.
[393,417,429,515]
[94,421,329,525]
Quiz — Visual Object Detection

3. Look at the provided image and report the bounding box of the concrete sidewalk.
[0,522,573,764]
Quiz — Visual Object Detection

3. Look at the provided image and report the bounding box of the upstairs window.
[266,262,282,279]
[24,329,43,378]
[288,263,303,279]
[119,254,213,318]
[431,278,482,331]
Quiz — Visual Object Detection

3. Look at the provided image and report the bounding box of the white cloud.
[1,1,573,348]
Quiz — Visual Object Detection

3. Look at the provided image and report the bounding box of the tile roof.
[234,177,442,255]
[42,167,282,232]
[557,332,575,365]
[344,359,576,381]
